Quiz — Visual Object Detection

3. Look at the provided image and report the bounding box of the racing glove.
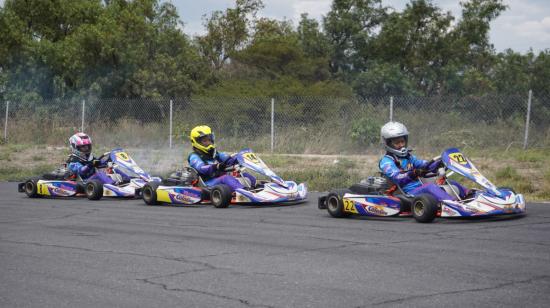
[216,161,228,172]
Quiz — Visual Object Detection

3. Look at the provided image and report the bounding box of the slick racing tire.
[142,182,160,206]
[412,194,439,223]
[326,189,352,218]
[24,177,41,198]
[210,184,232,208]
[85,180,104,200]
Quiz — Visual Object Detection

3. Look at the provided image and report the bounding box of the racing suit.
[188,150,256,190]
[379,152,468,200]
[66,154,114,183]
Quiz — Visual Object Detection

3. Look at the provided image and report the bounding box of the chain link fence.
[2,93,549,154]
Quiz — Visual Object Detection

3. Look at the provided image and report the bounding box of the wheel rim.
[413,201,425,216]
[143,187,152,202]
[25,182,34,194]
[212,190,222,205]
[327,196,339,212]
[86,183,95,196]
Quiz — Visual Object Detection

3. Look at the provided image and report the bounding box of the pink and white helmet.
[69,132,92,159]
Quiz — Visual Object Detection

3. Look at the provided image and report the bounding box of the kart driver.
[378,122,469,199]
[67,132,112,182]
[188,125,256,191]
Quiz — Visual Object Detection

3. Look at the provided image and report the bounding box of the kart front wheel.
[210,184,232,208]
[24,178,40,198]
[412,194,439,223]
[326,189,352,218]
[142,182,160,206]
[86,180,103,200]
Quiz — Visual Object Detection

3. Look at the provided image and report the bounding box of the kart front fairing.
[108,148,159,183]
[440,148,525,217]
[233,149,307,203]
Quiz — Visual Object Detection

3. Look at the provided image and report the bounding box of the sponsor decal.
[366,205,387,216]
[173,193,196,203]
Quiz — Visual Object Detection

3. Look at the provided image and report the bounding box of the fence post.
[389,96,394,121]
[169,99,173,149]
[523,90,532,150]
[81,99,85,132]
[3,100,9,141]
[271,98,275,153]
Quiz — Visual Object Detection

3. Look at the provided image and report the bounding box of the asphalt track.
[1,182,549,308]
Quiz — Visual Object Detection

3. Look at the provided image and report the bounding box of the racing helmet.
[190,125,216,157]
[69,132,92,160]
[380,121,409,157]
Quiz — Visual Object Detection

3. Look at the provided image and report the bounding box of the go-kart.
[18,148,160,200]
[142,148,307,207]
[318,147,526,223]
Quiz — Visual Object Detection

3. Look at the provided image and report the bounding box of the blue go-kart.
[142,148,307,207]
[18,148,160,200]
[318,148,526,223]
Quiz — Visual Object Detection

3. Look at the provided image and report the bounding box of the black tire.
[210,184,232,208]
[24,177,40,198]
[412,194,439,223]
[326,188,352,218]
[142,182,160,205]
[85,180,103,200]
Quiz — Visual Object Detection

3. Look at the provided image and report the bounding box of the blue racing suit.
[188,150,256,190]
[67,154,96,179]
[379,153,429,193]
[66,154,114,184]
[379,152,468,200]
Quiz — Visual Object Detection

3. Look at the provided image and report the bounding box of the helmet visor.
[77,144,92,154]
[197,134,214,147]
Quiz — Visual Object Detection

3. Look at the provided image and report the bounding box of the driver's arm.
[380,157,417,186]
[189,153,217,177]
[410,155,429,170]
[217,152,237,166]
[68,161,91,176]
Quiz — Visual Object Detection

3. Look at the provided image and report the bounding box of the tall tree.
[197,0,263,70]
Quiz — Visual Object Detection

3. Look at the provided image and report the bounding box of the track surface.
[1,182,549,308]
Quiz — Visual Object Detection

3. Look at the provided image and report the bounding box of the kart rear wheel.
[142,182,160,206]
[326,189,352,218]
[24,177,40,198]
[210,184,232,208]
[412,194,439,223]
[85,180,103,200]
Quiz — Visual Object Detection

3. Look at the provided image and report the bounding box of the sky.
[171,0,550,53]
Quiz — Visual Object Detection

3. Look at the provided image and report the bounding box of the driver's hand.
[413,168,428,178]
[427,159,443,172]
[92,160,102,168]
[216,162,227,171]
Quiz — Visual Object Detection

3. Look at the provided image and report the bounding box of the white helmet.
[381,121,409,157]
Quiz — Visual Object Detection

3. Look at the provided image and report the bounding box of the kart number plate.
[343,199,358,214]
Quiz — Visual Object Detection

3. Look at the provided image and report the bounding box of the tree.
[197,0,263,70]
[323,0,387,74]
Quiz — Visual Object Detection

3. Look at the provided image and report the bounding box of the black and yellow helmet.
[189,125,216,156]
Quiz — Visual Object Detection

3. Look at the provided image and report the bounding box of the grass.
[1,144,548,201]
